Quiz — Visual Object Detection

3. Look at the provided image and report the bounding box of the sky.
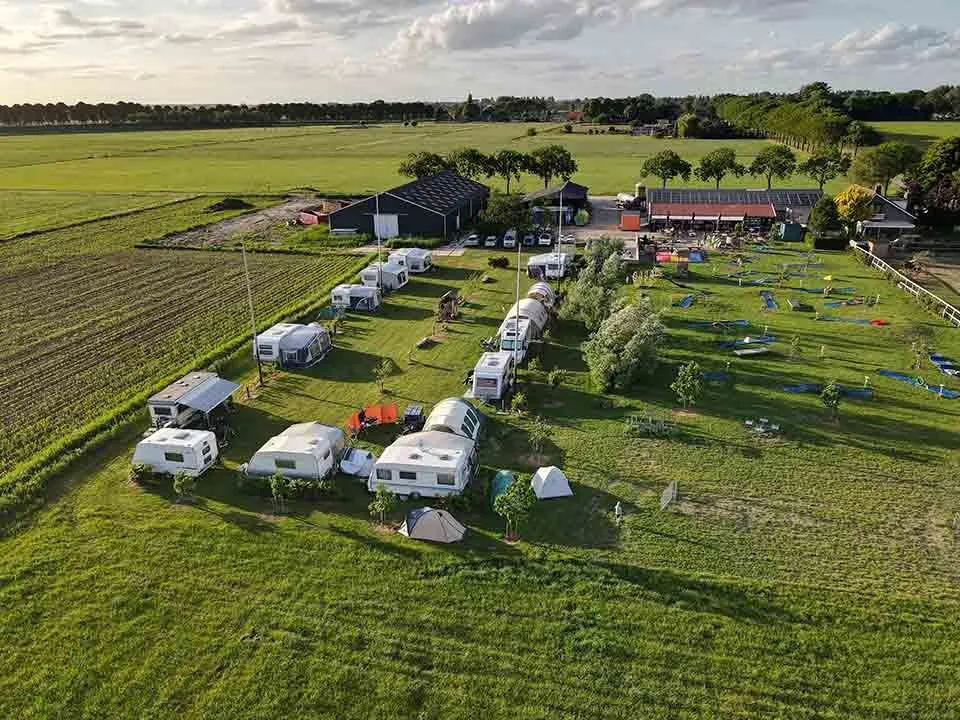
[0,0,957,103]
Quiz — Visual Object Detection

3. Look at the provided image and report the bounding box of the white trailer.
[388,247,433,273]
[241,422,345,481]
[368,431,477,499]
[528,252,573,279]
[499,317,533,362]
[133,428,218,477]
[360,262,408,291]
[527,281,556,309]
[255,323,331,369]
[331,284,382,312]
[148,372,240,429]
[471,352,515,401]
[499,298,550,338]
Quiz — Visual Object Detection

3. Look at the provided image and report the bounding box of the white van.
[503,229,518,249]
[133,429,218,477]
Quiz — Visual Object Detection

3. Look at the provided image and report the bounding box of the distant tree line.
[398,145,577,191]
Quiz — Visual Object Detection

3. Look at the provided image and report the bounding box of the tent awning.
[179,378,240,413]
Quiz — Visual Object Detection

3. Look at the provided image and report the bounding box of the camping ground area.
[1,241,959,718]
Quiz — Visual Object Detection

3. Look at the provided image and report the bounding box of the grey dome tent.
[531,466,573,500]
[399,507,467,543]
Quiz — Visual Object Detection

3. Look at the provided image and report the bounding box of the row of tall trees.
[714,95,860,153]
[398,145,577,190]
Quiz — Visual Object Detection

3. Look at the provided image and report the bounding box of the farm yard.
[1,120,960,718]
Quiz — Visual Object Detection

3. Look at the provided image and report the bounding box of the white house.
[368,431,477,498]
[499,316,533,362]
[255,323,331,369]
[331,284,382,312]
[147,372,240,429]
[241,422,345,481]
[470,352,515,401]
[360,261,408,291]
[388,247,434,273]
[528,252,573,279]
[133,428,218,477]
[423,397,484,442]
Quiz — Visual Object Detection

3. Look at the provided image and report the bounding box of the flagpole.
[242,243,263,386]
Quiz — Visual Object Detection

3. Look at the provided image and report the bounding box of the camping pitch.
[399,507,467,543]
[531,467,573,500]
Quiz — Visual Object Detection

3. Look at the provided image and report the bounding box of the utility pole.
[513,232,522,389]
[556,189,564,296]
[375,193,383,294]
[242,243,263,386]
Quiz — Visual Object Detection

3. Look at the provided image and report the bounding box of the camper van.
[471,352,515,401]
[528,252,573,279]
[360,262,408,291]
[331,284,382,312]
[368,431,477,499]
[388,247,433,273]
[241,422,345,482]
[133,428,218,477]
[503,229,518,249]
[499,317,533,362]
[148,372,239,429]
[255,323,331,369]
[424,397,484,442]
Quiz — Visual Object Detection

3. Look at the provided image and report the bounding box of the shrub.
[527,357,541,374]
[368,484,398,524]
[511,392,528,415]
[129,463,154,486]
[526,127,537,137]
[488,256,509,269]
[563,124,573,134]
[173,471,196,502]
[548,368,567,388]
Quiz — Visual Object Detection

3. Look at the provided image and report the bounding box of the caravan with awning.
[147,372,239,429]
[255,323,331,369]
[360,262,408,291]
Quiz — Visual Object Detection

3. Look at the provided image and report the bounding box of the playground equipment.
[760,291,778,310]
[878,370,960,399]
[930,353,959,377]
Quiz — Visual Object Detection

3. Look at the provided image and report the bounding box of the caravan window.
[257,344,274,357]
[376,468,392,482]
[164,452,185,463]
[275,459,297,470]
[475,377,499,390]
[153,406,173,416]
[399,471,417,481]
[437,473,455,486]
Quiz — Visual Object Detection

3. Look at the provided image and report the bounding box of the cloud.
[0,39,60,55]
[40,6,152,39]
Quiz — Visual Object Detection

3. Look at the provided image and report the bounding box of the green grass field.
[875,120,960,147]
[0,124,831,196]
[1,246,959,718]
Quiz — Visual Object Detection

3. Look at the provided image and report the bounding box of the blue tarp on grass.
[878,370,960,399]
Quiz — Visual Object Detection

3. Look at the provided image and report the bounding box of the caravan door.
[374,214,399,239]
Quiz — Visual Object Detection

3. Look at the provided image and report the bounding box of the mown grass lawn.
[1,244,959,718]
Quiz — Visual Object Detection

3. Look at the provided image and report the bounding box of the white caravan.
[360,261,408,291]
[499,317,533,362]
[528,252,573,279]
[147,372,239,429]
[368,431,477,499]
[133,428,218,477]
[255,323,331,369]
[331,284,382,312]
[388,247,434,273]
[471,352,515,401]
[241,422,345,481]
[499,298,550,338]
[423,397,484,442]
[527,281,556,309]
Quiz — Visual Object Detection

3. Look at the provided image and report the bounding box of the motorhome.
[255,323,331,369]
[499,316,533,362]
[388,247,433,273]
[360,262,408,291]
[368,431,477,499]
[470,352,515,401]
[528,252,573,280]
[132,428,218,477]
[331,284,382,312]
[241,422,345,482]
[147,372,239,429]
[423,397,484,442]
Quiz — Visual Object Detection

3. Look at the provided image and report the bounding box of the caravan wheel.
[408,492,421,501]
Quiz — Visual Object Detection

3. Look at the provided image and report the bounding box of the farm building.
[147,372,239,429]
[522,181,589,210]
[858,193,917,240]
[255,323,331,369]
[329,171,489,240]
[644,188,823,230]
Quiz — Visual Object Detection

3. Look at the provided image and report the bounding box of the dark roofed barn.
[329,171,489,240]
[522,181,589,209]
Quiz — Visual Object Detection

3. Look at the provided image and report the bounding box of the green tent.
[490,470,516,507]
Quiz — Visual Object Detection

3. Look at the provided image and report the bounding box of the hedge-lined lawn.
[875,120,960,146]
[0,123,832,196]
[1,247,959,718]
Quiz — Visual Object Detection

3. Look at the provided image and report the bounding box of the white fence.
[850,242,960,328]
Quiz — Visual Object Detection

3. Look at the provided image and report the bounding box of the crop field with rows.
[0,249,361,472]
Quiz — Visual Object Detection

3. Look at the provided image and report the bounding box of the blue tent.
[490,470,516,507]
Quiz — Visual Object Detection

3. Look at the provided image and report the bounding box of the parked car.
[503,229,517,248]
[464,233,481,247]
[523,233,536,247]
[538,232,553,247]
[484,235,499,248]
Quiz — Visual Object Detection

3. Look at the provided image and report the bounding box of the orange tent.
[347,403,399,433]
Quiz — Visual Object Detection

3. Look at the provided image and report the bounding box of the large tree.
[675,113,700,138]
[798,148,852,190]
[807,195,843,237]
[749,144,797,189]
[478,192,528,234]
[487,149,526,193]
[695,147,745,189]
[852,141,922,195]
[835,185,875,233]
[906,136,960,227]
[398,151,450,179]
[642,150,692,188]
[446,147,489,180]
[582,298,664,392]
[526,145,578,188]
